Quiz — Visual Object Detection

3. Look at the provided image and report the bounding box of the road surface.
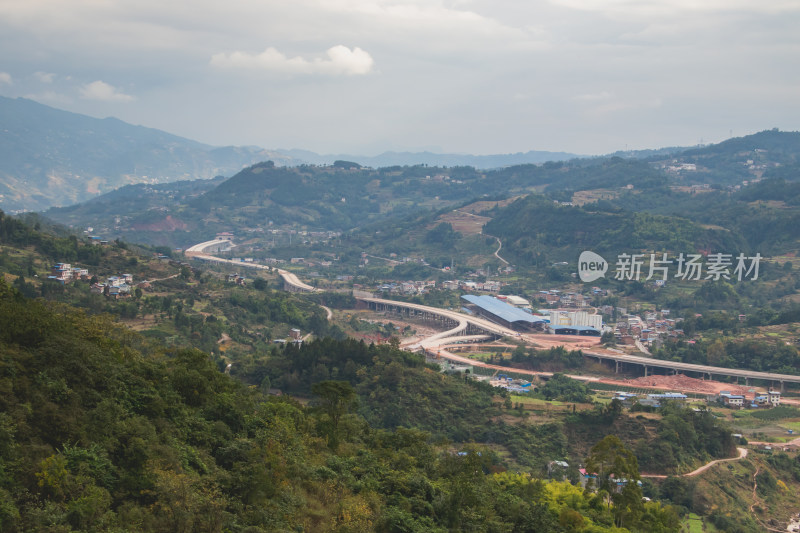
[185,239,317,292]
[186,244,800,390]
[490,235,509,265]
[641,447,748,478]
[361,296,800,388]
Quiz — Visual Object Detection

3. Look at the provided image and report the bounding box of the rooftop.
[461,295,545,326]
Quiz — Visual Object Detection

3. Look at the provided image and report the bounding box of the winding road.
[490,235,509,265]
[185,239,317,292]
[186,238,800,392]
[640,447,748,478]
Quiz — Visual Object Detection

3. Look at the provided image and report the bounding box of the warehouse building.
[547,310,603,330]
[461,295,547,331]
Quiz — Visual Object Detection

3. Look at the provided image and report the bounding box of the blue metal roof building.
[461,295,547,331]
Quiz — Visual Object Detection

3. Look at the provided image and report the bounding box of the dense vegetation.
[0,279,690,532]
[5,129,800,531]
[484,194,748,265]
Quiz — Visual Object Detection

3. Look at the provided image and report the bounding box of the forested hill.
[44,156,671,247]
[483,194,746,265]
[0,279,688,532]
[649,129,800,186]
[1,212,795,532]
[679,129,800,160]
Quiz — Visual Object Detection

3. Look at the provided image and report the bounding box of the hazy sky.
[0,0,798,155]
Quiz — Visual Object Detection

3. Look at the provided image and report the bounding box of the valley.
[2,128,800,532]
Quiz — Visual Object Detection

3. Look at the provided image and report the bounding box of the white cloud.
[79,80,135,102]
[0,0,796,154]
[210,45,374,76]
[34,71,56,83]
[0,72,12,85]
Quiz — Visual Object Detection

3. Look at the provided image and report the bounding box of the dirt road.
[641,447,748,479]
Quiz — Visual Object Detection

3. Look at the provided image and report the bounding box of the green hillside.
[3,207,800,531]
[483,194,745,265]
[0,278,688,532]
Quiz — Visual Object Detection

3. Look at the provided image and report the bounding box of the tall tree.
[586,435,643,528]
[311,380,357,450]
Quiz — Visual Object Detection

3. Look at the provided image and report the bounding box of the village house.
[226,273,246,286]
[768,390,781,406]
[578,469,597,490]
[719,391,745,408]
[49,263,92,283]
[754,394,770,408]
[547,461,569,481]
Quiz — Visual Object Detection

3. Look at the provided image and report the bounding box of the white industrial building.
[547,310,603,330]
[499,295,531,308]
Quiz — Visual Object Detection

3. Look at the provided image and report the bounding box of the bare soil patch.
[618,373,754,395]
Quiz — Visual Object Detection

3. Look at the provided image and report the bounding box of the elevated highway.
[185,239,235,255]
[358,296,800,391]
[360,297,519,350]
[180,248,800,391]
[582,350,800,391]
[185,239,317,293]
[277,269,317,293]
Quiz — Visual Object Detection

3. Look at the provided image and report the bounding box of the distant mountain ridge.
[274,148,583,168]
[0,97,582,213]
[0,96,295,212]
[4,95,796,216]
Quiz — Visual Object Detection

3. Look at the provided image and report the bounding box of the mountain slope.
[0,97,293,212]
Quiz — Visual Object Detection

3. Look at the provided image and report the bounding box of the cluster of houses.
[378,280,437,296]
[718,390,781,409]
[610,389,782,410]
[440,279,506,292]
[370,278,510,296]
[489,374,533,394]
[537,289,593,308]
[264,228,341,245]
[613,310,683,348]
[612,391,688,408]
[90,273,134,299]
[546,461,642,493]
[48,263,90,283]
[289,257,333,268]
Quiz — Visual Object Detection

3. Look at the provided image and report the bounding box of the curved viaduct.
[185,239,317,293]
[358,296,800,392]
[181,246,800,392]
[360,297,519,351]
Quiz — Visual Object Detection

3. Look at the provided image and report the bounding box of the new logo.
[578,251,608,282]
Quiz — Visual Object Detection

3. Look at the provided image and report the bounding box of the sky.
[0,0,798,156]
